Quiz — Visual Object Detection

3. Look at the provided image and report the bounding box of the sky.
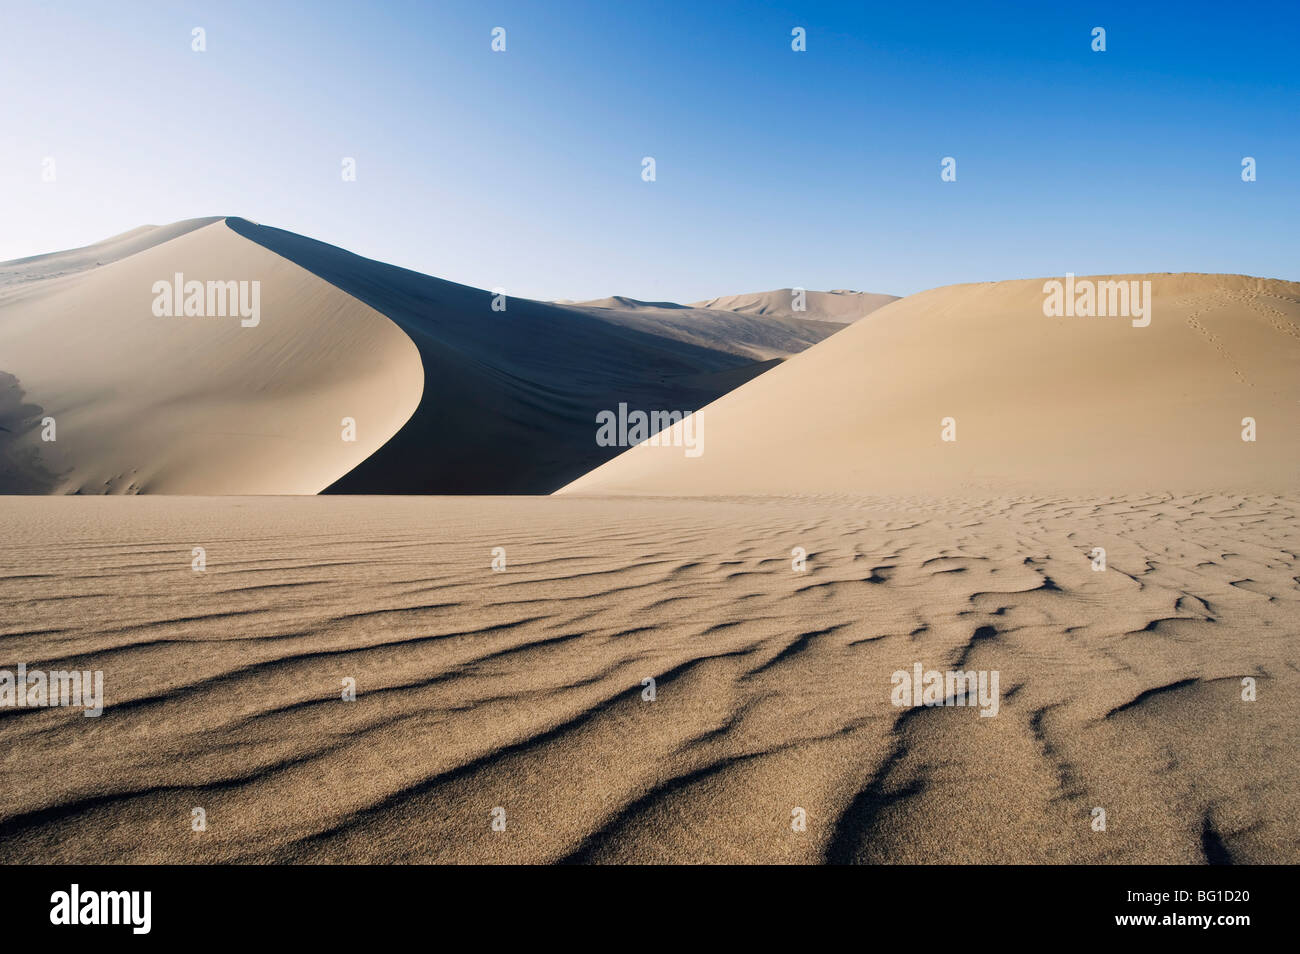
[1,0,1297,302]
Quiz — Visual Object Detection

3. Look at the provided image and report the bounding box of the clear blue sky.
[1,0,1296,301]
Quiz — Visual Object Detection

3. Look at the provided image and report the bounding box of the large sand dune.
[0,220,424,494]
[561,274,1300,496]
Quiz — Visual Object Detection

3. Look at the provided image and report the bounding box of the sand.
[691,288,900,324]
[0,493,1294,864]
[562,297,857,362]
[563,289,898,361]
[0,220,425,494]
[227,219,874,494]
[561,274,1300,496]
[0,217,224,292]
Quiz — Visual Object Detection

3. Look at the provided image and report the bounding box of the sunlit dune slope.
[560,275,1300,495]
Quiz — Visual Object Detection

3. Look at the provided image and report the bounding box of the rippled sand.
[0,495,1295,863]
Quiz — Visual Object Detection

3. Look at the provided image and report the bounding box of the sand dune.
[561,274,1300,496]
[692,287,899,324]
[565,288,898,361]
[0,493,1293,863]
[562,297,843,361]
[1,218,873,495]
[0,220,424,494]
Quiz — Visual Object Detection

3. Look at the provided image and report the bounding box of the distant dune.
[560,274,1300,496]
[561,292,890,362]
[564,288,898,361]
[691,288,899,324]
[0,218,876,494]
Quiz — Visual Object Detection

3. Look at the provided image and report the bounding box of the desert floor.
[0,494,1295,864]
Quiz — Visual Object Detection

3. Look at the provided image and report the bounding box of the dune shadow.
[0,371,61,493]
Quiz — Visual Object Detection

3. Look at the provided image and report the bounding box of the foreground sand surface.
[0,495,1295,864]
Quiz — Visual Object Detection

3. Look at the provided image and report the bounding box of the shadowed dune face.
[0,494,1293,864]
[0,220,424,493]
[225,219,845,494]
[560,274,1300,496]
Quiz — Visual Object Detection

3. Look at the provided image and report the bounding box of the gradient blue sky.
[1,0,1296,301]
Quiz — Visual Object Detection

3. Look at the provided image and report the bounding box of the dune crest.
[0,217,224,292]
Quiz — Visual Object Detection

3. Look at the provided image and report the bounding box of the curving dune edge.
[0,219,424,494]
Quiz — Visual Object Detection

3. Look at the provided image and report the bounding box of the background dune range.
[0,221,1296,864]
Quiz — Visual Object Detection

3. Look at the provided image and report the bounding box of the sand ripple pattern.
[0,495,1295,863]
